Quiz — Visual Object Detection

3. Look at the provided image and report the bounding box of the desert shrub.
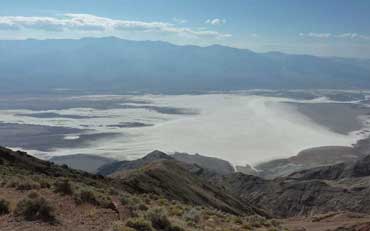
[120,194,146,211]
[120,194,130,205]
[157,198,168,206]
[54,179,73,195]
[137,203,148,211]
[0,199,10,215]
[27,191,39,199]
[32,176,51,189]
[14,193,55,223]
[247,215,265,228]
[143,195,151,205]
[75,189,114,209]
[7,179,19,188]
[168,205,184,217]
[109,188,119,195]
[183,208,201,224]
[145,207,171,230]
[242,223,252,230]
[38,179,51,189]
[145,207,185,231]
[126,217,153,231]
[148,193,159,200]
[233,216,243,225]
[7,178,40,191]
[75,189,97,205]
[0,180,7,187]
[130,195,142,204]
[270,219,281,226]
[168,226,185,231]
[112,221,136,231]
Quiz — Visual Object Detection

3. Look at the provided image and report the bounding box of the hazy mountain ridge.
[93,147,370,218]
[1,37,370,92]
[210,154,370,218]
[97,151,235,176]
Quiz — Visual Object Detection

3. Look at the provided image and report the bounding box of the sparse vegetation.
[146,207,172,230]
[15,181,41,191]
[126,217,154,231]
[0,199,10,215]
[14,193,55,223]
[0,146,288,231]
[54,179,73,195]
[183,207,201,225]
[74,188,114,209]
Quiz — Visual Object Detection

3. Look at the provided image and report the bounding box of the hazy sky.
[1,0,370,58]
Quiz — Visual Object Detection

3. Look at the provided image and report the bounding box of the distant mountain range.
[1,37,370,92]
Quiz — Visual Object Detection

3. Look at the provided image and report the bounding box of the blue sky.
[1,0,370,58]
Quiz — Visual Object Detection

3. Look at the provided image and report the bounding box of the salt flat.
[0,92,369,165]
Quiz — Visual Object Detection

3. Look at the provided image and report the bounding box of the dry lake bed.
[1,90,370,165]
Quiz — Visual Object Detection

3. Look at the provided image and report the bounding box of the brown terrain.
[2,145,370,230]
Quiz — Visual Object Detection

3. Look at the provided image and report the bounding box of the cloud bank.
[299,32,370,40]
[0,13,231,39]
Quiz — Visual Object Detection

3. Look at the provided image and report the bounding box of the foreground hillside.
[2,146,370,230]
[0,147,282,231]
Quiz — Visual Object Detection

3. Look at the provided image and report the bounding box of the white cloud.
[336,33,370,40]
[205,18,226,25]
[173,18,187,24]
[299,32,331,38]
[0,14,231,39]
[300,32,370,40]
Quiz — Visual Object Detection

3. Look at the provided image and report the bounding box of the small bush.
[28,191,39,199]
[32,176,51,189]
[145,207,171,230]
[126,217,153,231]
[120,195,130,205]
[157,198,168,206]
[137,203,148,211]
[0,199,10,215]
[14,193,55,223]
[75,190,97,205]
[112,221,136,231]
[54,179,73,195]
[169,205,184,217]
[75,189,114,209]
[145,207,184,231]
[233,216,243,225]
[15,181,40,191]
[6,178,19,188]
[183,208,201,224]
[168,226,185,231]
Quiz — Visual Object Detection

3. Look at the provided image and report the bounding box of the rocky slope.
[97,150,235,176]
[0,147,282,231]
[96,148,370,219]
[2,145,370,230]
[212,155,370,218]
[171,152,235,175]
[112,159,263,216]
[238,145,367,179]
[97,150,174,176]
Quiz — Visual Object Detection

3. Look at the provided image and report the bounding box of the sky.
[0,0,370,58]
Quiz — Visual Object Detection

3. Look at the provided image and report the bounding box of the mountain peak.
[142,150,173,161]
